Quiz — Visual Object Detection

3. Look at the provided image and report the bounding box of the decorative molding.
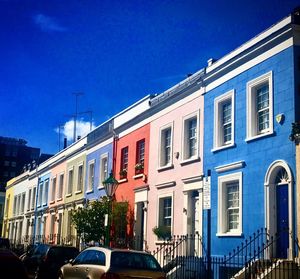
[118,178,128,184]
[134,184,149,193]
[215,160,245,173]
[182,175,203,184]
[155,181,176,189]
[133,174,144,179]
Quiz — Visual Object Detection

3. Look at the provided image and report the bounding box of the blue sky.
[0,0,299,155]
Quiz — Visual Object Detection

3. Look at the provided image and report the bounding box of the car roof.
[82,247,151,255]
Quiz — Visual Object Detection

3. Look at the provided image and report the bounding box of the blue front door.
[276,184,289,258]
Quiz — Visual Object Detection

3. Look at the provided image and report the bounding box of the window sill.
[180,157,200,166]
[49,200,55,205]
[216,231,243,237]
[97,186,104,190]
[211,143,235,153]
[86,189,94,194]
[133,174,143,179]
[245,131,274,142]
[75,190,82,195]
[157,164,174,172]
[118,178,128,184]
[56,198,62,202]
[65,193,72,198]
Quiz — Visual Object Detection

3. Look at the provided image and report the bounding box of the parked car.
[0,248,28,279]
[21,243,79,279]
[0,237,10,249]
[59,247,166,279]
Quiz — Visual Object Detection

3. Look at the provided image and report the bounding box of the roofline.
[206,14,292,73]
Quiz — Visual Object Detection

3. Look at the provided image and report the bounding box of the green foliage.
[289,122,300,142]
[112,201,129,240]
[71,196,109,244]
[152,226,171,240]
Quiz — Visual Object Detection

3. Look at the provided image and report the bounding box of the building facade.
[2,10,300,276]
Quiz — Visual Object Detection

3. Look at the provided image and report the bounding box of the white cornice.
[215,160,245,173]
[155,181,176,189]
[206,15,291,73]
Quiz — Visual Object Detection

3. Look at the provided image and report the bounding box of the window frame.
[246,71,273,141]
[76,162,84,193]
[57,173,64,201]
[156,193,174,239]
[212,90,235,152]
[120,147,129,179]
[158,123,174,170]
[27,188,32,211]
[43,179,49,205]
[99,153,109,188]
[67,167,74,196]
[217,172,243,236]
[87,160,95,193]
[181,111,200,162]
[51,176,57,203]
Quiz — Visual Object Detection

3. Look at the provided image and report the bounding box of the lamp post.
[102,172,119,247]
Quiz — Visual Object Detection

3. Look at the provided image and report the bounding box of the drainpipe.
[32,166,40,244]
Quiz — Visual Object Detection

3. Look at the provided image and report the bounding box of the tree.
[71,196,109,244]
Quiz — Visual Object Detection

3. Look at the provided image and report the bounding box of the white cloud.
[33,13,67,32]
[56,118,96,142]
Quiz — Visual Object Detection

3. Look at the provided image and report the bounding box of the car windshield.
[47,247,79,261]
[111,251,162,271]
[33,244,49,256]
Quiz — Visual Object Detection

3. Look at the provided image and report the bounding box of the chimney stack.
[64,137,67,149]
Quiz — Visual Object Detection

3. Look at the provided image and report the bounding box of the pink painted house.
[146,75,205,253]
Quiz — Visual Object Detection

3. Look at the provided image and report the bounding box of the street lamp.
[102,172,119,247]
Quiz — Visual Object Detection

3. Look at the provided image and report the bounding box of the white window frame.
[67,167,74,196]
[87,159,95,193]
[212,90,235,152]
[38,182,43,207]
[51,176,57,203]
[246,71,273,141]
[21,192,25,214]
[57,173,64,200]
[181,111,200,162]
[158,123,174,170]
[27,188,32,211]
[156,192,174,239]
[76,162,84,193]
[43,179,49,205]
[217,172,243,236]
[99,153,109,189]
[32,187,36,210]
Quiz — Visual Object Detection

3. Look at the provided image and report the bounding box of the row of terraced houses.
[2,9,300,278]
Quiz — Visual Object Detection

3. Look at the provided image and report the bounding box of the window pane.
[256,84,269,132]
[164,128,171,165]
[222,101,232,143]
[188,118,197,157]
[227,182,239,231]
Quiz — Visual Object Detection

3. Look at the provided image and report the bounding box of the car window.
[84,250,106,265]
[111,252,161,271]
[48,247,79,261]
[73,250,89,265]
[33,244,49,256]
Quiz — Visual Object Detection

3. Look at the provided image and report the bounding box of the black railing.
[152,234,204,273]
[152,228,300,279]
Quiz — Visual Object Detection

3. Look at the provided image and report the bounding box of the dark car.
[21,243,79,279]
[0,249,28,279]
[0,237,10,249]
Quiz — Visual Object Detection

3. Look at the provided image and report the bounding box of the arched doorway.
[264,160,293,259]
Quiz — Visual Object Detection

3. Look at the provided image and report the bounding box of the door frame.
[264,160,293,259]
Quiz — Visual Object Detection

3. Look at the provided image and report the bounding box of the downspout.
[32,166,40,244]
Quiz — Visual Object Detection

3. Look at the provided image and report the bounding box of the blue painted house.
[85,120,114,202]
[203,10,300,260]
